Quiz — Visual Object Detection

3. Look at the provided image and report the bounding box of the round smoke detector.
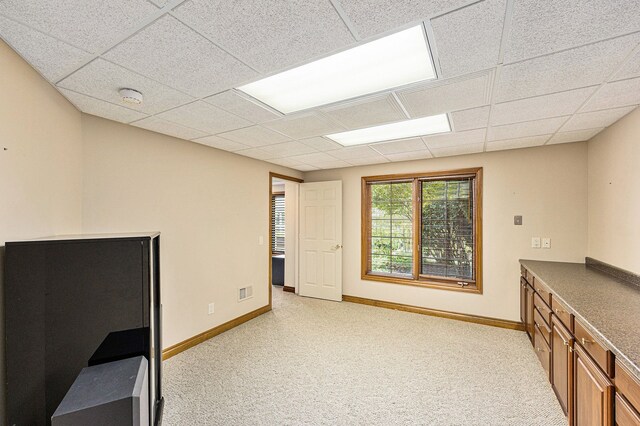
[119,88,143,105]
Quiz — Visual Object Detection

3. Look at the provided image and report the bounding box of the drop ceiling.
[1,0,639,171]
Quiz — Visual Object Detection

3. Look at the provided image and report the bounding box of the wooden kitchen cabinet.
[520,276,536,342]
[574,343,614,426]
[526,283,535,343]
[552,314,574,418]
[520,277,527,324]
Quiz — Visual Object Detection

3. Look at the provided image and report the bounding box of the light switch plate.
[532,237,541,248]
[542,238,551,249]
[258,236,264,245]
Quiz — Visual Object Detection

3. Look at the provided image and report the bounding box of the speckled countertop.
[520,259,640,382]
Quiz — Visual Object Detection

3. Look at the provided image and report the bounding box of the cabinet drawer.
[534,308,551,346]
[534,324,551,379]
[616,394,640,426]
[616,361,640,414]
[551,297,574,332]
[534,293,552,325]
[575,320,614,377]
[534,278,552,305]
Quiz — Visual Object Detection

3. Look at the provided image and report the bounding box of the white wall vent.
[238,285,253,301]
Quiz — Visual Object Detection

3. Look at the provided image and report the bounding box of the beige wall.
[305,143,588,321]
[587,107,640,274]
[81,115,301,348]
[0,40,84,416]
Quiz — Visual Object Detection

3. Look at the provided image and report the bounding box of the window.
[361,168,482,293]
[271,193,285,253]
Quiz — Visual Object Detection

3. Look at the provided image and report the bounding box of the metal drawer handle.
[555,308,566,314]
[536,347,545,353]
[581,337,593,345]
[562,339,569,347]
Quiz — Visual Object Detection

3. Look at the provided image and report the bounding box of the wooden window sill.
[362,272,482,294]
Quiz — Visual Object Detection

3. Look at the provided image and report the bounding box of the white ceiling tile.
[103,15,257,97]
[257,141,317,158]
[615,49,640,81]
[422,129,486,149]
[291,164,320,172]
[60,89,147,124]
[0,15,92,82]
[203,90,281,124]
[490,87,596,126]
[369,138,427,155]
[431,143,484,158]
[347,155,391,166]
[217,126,290,148]
[561,106,636,132]
[191,135,250,152]
[0,0,158,53]
[504,0,640,63]
[309,159,352,170]
[328,146,380,160]
[386,150,433,162]
[487,116,567,141]
[335,0,474,39]
[581,78,640,112]
[497,33,640,102]
[431,0,506,77]
[235,147,277,160]
[156,101,250,134]
[320,93,407,130]
[57,58,194,115]
[547,128,603,145]
[396,72,491,118]
[299,137,343,152]
[285,152,337,164]
[450,106,490,131]
[132,116,208,140]
[263,112,345,140]
[173,0,354,73]
[267,157,306,168]
[485,134,550,151]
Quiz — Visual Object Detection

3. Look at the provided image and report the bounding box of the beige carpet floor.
[162,288,566,425]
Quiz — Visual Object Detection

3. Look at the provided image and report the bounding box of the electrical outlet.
[208,303,214,315]
[531,237,541,248]
[542,238,551,249]
[514,215,523,225]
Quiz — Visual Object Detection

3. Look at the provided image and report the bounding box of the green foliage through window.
[370,181,412,275]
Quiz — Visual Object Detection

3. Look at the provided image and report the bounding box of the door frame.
[268,172,304,309]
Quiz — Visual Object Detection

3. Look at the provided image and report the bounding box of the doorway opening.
[269,172,303,308]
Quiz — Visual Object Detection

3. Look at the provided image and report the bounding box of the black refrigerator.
[4,233,163,425]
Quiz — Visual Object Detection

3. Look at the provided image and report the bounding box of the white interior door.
[299,181,342,301]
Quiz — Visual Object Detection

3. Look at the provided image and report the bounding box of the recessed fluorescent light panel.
[237,25,435,114]
[326,114,451,146]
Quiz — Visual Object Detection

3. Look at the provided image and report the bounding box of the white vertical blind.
[271,194,285,253]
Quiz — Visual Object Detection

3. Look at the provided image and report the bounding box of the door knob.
[334,244,343,250]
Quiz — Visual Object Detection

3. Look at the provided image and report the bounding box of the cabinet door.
[552,315,574,418]
[526,284,535,343]
[520,277,527,324]
[574,344,614,426]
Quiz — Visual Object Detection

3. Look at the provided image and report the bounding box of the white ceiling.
[1,0,639,171]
